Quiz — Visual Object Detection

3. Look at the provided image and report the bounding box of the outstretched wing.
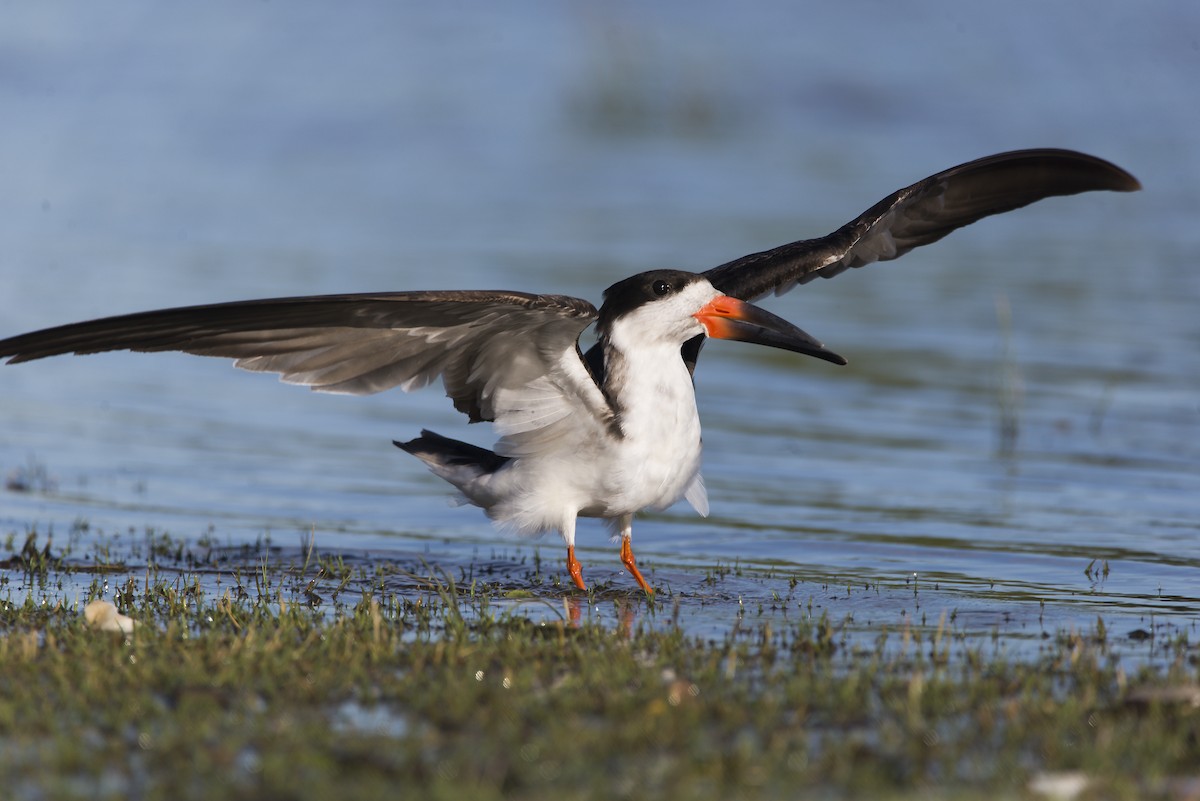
[0,291,613,438]
[704,148,1141,302]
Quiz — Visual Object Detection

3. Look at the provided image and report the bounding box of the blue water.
[2,2,1198,647]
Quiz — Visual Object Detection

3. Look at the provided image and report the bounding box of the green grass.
[1,531,1199,800]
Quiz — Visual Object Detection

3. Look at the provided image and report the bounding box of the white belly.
[471,351,705,534]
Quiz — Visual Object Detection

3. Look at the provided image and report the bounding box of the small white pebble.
[83,600,137,634]
[1029,771,1089,801]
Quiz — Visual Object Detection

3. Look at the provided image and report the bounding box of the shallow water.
[2,2,1198,653]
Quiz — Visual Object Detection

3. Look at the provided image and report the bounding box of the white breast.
[596,344,703,514]
[469,338,705,534]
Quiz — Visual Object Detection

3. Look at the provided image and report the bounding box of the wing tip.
[997,148,1142,193]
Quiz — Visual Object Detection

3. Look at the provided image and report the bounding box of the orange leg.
[620,537,653,595]
[566,545,587,591]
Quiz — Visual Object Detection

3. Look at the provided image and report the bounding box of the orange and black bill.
[693,296,846,366]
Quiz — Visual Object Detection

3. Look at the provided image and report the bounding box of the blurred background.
[0,2,1197,631]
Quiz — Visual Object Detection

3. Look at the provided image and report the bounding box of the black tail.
[394,429,510,474]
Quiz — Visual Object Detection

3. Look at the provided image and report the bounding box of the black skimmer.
[0,149,1139,593]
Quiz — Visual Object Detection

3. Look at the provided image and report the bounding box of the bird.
[0,149,1140,594]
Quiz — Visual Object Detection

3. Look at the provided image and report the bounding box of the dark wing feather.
[0,291,603,426]
[704,148,1141,302]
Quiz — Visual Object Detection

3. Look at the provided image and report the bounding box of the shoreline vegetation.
[2,529,1198,800]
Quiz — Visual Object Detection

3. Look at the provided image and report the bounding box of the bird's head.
[598,270,846,365]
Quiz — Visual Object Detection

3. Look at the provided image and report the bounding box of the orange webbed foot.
[567,545,587,591]
[620,538,653,595]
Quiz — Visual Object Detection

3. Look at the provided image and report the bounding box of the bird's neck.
[601,338,698,432]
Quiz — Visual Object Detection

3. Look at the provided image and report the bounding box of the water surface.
[1,2,1197,653]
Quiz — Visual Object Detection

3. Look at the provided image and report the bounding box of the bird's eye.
[652,280,671,296]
